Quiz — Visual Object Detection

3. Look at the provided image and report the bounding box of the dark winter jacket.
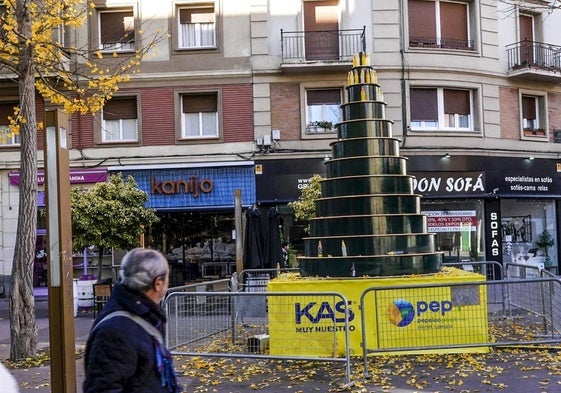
[83,283,172,393]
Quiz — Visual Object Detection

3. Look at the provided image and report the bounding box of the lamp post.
[45,109,77,393]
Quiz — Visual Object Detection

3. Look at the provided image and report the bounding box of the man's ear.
[152,277,163,291]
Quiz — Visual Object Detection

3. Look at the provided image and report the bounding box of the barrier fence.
[164,288,353,387]
[360,276,561,376]
[164,264,560,386]
[238,268,300,292]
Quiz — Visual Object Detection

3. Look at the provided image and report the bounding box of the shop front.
[110,162,256,284]
[4,167,109,293]
[254,158,327,254]
[407,155,561,277]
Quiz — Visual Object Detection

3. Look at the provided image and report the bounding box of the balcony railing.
[281,26,366,63]
[506,40,561,73]
[409,36,474,50]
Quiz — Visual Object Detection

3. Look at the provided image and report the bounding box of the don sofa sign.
[411,172,486,196]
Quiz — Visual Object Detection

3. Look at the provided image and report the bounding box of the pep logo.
[387,299,453,327]
[387,299,415,327]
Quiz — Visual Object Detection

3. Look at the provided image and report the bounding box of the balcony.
[506,40,561,82]
[280,26,365,72]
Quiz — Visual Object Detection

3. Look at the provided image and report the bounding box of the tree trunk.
[10,0,38,360]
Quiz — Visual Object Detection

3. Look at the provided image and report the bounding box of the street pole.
[45,109,77,393]
[234,189,243,276]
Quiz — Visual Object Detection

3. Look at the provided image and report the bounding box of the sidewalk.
[1,296,561,392]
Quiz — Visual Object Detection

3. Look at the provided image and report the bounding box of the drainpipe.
[398,0,408,148]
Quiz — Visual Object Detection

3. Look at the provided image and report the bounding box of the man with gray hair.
[83,248,181,393]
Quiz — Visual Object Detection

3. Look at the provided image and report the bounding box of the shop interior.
[501,199,557,272]
[146,210,237,285]
[421,199,485,264]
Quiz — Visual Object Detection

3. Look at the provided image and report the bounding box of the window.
[305,88,342,133]
[408,0,472,50]
[101,97,138,142]
[410,87,473,131]
[55,22,70,49]
[178,4,216,48]
[0,103,21,146]
[99,10,135,52]
[421,200,484,264]
[501,199,557,270]
[181,93,219,138]
[521,94,546,137]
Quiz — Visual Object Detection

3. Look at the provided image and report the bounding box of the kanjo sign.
[150,176,214,197]
[113,165,256,209]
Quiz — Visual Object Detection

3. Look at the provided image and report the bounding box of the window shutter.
[180,7,214,24]
[440,2,467,41]
[444,90,470,114]
[522,96,536,120]
[410,89,437,121]
[0,103,16,125]
[182,94,217,113]
[100,11,134,43]
[307,89,341,105]
[408,0,436,39]
[103,98,137,120]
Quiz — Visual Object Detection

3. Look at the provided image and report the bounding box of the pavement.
[0,293,560,392]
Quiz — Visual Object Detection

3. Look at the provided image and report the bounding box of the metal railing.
[360,275,561,377]
[506,39,561,72]
[281,26,365,63]
[238,268,300,292]
[164,289,353,387]
[409,36,474,50]
[443,260,503,281]
[164,263,560,387]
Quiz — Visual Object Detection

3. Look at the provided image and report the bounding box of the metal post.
[234,189,243,278]
[45,109,76,393]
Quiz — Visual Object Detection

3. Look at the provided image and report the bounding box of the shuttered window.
[408,0,471,50]
[306,88,341,132]
[101,97,138,142]
[408,0,436,45]
[410,87,473,131]
[178,4,216,48]
[0,102,21,145]
[411,89,438,121]
[99,10,135,51]
[181,93,219,138]
[522,96,536,120]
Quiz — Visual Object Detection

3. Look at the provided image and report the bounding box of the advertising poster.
[268,269,488,357]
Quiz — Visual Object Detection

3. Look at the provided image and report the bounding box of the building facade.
[2,0,561,294]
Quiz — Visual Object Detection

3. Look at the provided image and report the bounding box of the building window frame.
[520,91,548,139]
[99,95,140,144]
[98,8,136,53]
[407,0,475,51]
[176,2,217,50]
[409,86,475,132]
[301,85,342,138]
[177,91,221,141]
[0,102,21,147]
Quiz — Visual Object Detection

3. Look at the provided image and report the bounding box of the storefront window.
[421,199,484,263]
[501,199,557,270]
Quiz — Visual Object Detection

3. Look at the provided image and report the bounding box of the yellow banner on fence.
[268,267,489,357]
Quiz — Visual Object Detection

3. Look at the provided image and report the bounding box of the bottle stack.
[299,52,442,277]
